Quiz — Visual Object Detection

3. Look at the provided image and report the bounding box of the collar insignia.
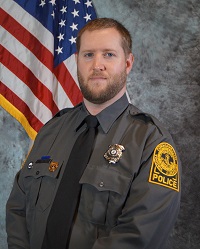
[104,144,125,164]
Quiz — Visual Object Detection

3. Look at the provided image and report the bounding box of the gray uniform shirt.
[6,94,181,249]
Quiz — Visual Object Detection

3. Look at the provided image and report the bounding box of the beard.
[77,68,127,104]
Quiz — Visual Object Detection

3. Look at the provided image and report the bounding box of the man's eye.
[84,53,93,57]
[104,53,115,57]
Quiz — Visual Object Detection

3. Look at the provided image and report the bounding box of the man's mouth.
[89,74,107,80]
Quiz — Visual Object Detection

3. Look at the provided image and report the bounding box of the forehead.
[79,28,123,51]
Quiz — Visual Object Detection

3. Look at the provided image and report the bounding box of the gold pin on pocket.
[49,162,59,172]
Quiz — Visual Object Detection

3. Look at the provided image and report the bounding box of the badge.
[149,142,179,192]
[104,144,125,164]
[49,162,59,172]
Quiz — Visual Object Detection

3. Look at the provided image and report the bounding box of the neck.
[83,88,126,116]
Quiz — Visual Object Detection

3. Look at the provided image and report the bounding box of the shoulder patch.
[149,142,179,192]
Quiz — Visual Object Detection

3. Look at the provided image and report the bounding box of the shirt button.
[99,181,104,187]
[36,171,40,175]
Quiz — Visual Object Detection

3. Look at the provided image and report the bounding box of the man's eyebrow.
[102,49,117,52]
[80,49,118,53]
[80,50,95,53]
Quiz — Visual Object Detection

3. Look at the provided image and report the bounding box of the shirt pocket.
[79,165,132,227]
[23,160,63,212]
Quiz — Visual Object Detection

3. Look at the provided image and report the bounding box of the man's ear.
[126,53,134,75]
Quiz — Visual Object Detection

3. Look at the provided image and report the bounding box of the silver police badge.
[104,144,125,164]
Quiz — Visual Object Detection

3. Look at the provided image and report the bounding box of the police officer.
[6,18,181,249]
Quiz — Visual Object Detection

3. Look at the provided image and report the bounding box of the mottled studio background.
[0,0,200,248]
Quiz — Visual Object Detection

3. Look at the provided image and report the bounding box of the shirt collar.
[97,94,129,133]
[74,93,129,133]
[74,105,88,132]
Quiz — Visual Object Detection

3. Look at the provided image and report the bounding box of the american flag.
[0,0,97,140]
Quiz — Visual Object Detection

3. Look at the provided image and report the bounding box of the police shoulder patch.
[149,142,179,192]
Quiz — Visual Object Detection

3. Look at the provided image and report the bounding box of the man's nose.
[92,55,105,71]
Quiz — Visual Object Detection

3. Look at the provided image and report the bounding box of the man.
[6,18,181,249]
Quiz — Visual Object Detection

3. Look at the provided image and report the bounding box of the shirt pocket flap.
[79,165,132,196]
[23,160,62,179]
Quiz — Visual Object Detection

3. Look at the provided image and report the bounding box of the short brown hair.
[76,18,132,56]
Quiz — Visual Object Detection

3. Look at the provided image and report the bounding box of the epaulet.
[132,113,154,124]
[53,103,82,119]
[53,108,72,118]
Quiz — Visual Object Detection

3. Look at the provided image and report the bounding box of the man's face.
[76,28,133,104]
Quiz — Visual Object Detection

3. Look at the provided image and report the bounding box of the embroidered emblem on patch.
[149,142,179,192]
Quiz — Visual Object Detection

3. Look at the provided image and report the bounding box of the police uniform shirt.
[6,93,181,249]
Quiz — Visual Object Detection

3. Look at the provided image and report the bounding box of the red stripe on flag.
[54,63,83,106]
[1,8,53,71]
[1,46,59,115]
[0,83,43,132]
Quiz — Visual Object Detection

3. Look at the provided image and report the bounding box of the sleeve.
[6,171,30,249]
[92,131,181,249]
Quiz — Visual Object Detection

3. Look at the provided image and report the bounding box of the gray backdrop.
[0,0,199,248]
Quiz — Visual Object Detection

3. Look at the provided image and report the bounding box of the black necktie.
[42,115,99,249]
